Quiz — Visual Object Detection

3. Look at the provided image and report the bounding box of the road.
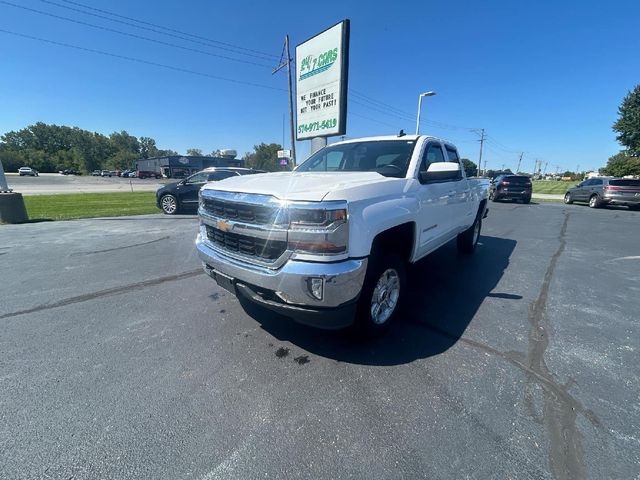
[5,173,165,195]
[1,203,638,479]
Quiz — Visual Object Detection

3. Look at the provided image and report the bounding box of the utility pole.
[272,35,296,168]
[516,152,523,174]
[543,161,548,176]
[475,128,485,175]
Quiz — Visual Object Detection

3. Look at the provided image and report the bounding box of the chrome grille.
[205,225,286,261]
[202,197,278,225]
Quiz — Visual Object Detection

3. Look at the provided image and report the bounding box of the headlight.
[288,207,347,228]
[287,202,348,255]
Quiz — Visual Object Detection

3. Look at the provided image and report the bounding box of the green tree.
[109,131,140,155]
[461,158,477,177]
[186,148,203,156]
[139,137,159,159]
[601,152,640,177]
[613,85,640,156]
[156,149,178,157]
[243,143,283,171]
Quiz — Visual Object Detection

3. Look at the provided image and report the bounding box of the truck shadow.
[240,235,517,366]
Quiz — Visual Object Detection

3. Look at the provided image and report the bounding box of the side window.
[592,179,603,185]
[445,146,460,163]
[421,143,445,171]
[185,172,208,184]
[208,171,237,182]
[582,179,593,186]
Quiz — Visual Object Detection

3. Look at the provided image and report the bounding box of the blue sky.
[1,0,638,172]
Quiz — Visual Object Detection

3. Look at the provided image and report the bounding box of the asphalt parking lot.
[1,202,638,479]
[5,172,164,195]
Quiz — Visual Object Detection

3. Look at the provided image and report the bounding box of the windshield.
[296,140,417,178]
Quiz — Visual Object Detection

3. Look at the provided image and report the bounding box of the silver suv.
[564,177,640,210]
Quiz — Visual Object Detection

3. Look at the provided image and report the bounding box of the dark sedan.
[490,175,532,203]
[156,167,263,214]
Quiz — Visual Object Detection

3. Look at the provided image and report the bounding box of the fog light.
[307,277,324,301]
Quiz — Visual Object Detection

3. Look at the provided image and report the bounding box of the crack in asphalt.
[71,236,170,255]
[0,269,204,320]
[421,212,600,479]
[521,212,599,480]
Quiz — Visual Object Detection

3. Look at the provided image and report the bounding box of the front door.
[178,171,209,207]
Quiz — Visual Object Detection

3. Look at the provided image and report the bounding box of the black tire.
[491,193,500,202]
[354,253,406,335]
[588,194,601,208]
[522,197,531,204]
[628,205,640,211]
[564,192,573,204]
[160,194,179,215]
[457,211,482,254]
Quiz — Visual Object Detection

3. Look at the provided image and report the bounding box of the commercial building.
[136,154,242,179]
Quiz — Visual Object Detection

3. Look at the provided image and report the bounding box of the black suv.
[156,167,262,214]
[490,175,532,203]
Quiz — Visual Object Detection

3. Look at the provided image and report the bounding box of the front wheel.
[457,213,482,254]
[564,192,573,204]
[355,253,406,335]
[160,194,179,215]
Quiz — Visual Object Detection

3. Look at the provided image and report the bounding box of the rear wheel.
[160,194,178,215]
[457,212,482,254]
[355,253,406,335]
[589,194,601,208]
[564,192,573,204]
[491,194,500,202]
[629,205,640,211]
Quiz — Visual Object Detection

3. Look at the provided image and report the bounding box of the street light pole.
[415,91,436,135]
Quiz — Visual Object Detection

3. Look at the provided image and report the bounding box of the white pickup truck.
[196,134,489,332]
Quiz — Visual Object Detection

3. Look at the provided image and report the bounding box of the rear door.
[444,145,474,227]
[588,178,604,198]
[415,141,461,258]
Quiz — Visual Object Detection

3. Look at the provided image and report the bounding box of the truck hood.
[202,171,398,202]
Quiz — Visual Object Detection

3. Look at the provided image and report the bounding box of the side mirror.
[419,162,461,183]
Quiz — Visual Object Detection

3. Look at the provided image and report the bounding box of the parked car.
[92,170,102,176]
[60,169,81,175]
[564,177,640,210]
[100,170,113,177]
[137,170,163,179]
[157,167,262,215]
[196,134,490,332]
[490,175,532,203]
[18,166,38,176]
[121,169,132,178]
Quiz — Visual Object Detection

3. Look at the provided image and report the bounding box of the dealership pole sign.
[295,20,350,140]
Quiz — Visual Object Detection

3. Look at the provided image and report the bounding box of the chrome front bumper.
[196,233,367,309]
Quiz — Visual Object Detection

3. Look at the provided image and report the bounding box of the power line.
[0,28,287,92]
[350,89,479,132]
[348,111,404,130]
[1,1,273,68]
[39,0,279,61]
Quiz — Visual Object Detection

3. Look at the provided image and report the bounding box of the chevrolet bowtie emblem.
[216,219,233,232]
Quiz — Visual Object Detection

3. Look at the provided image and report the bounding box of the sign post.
[0,159,29,223]
[295,20,350,150]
